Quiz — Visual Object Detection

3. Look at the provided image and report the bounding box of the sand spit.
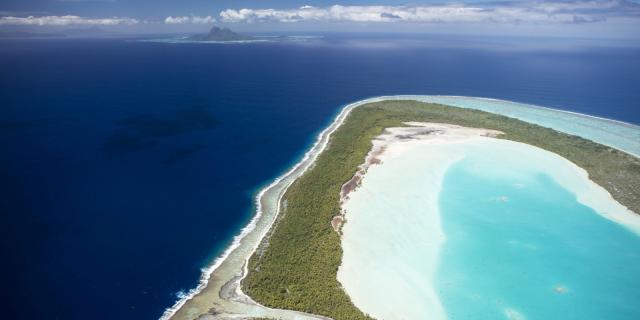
[165,96,640,320]
[333,123,502,232]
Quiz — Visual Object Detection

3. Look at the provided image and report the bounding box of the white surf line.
[161,98,377,320]
[162,95,638,320]
[159,181,269,320]
[225,99,362,319]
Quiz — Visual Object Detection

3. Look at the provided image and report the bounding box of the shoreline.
[163,96,365,320]
[164,96,640,320]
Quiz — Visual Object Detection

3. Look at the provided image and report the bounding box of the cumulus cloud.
[219,1,640,24]
[0,15,138,26]
[164,16,216,24]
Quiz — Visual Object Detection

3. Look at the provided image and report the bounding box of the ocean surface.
[1,33,639,319]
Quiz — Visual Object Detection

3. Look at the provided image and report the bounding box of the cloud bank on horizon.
[0,15,138,26]
[164,16,216,25]
[0,0,639,31]
[219,1,640,24]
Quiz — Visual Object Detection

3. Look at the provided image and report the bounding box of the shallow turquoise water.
[417,96,640,156]
[438,157,640,320]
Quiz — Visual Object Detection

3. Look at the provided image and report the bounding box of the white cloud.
[164,16,216,25]
[219,1,640,24]
[0,15,138,26]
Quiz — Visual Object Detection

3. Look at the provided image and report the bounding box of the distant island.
[187,26,254,42]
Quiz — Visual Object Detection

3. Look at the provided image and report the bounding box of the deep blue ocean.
[1,34,639,319]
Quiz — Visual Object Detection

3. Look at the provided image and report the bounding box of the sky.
[1,0,640,38]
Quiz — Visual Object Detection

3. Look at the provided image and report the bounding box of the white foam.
[159,184,266,320]
[161,97,362,320]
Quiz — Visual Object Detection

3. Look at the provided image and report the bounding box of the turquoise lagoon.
[438,151,640,320]
[337,132,640,320]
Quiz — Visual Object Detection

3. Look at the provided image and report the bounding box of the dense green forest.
[242,100,640,320]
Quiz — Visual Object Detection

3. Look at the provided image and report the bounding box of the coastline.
[165,96,640,320]
[163,97,365,320]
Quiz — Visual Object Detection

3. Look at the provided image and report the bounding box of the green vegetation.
[243,101,640,320]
